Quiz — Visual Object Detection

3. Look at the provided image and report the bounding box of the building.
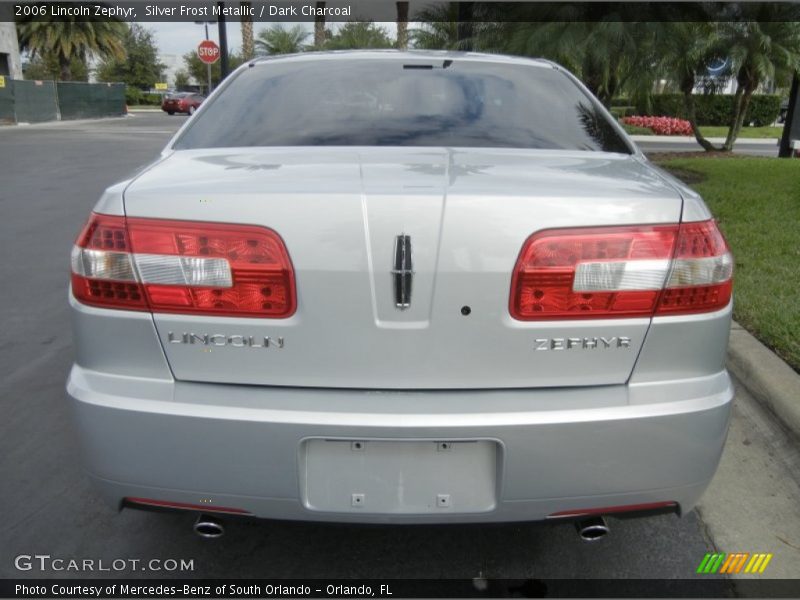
[159,54,188,89]
[0,21,23,80]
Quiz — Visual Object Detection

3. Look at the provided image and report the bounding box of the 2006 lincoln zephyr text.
[67,51,734,540]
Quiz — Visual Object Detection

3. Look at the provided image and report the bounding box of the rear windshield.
[173,58,631,153]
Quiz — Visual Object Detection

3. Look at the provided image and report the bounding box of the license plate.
[301,439,497,514]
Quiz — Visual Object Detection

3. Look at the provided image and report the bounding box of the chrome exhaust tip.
[194,514,224,539]
[575,516,609,542]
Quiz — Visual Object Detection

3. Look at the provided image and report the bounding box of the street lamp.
[217,3,230,79]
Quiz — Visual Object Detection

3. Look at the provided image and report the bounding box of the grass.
[698,126,783,139]
[622,124,783,138]
[654,156,800,372]
[621,123,654,135]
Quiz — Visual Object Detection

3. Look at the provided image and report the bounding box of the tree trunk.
[59,55,71,81]
[722,82,758,152]
[680,74,720,152]
[456,3,473,51]
[314,2,326,48]
[240,2,254,60]
[395,2,409,50]
[582,66,603,102]
[684,92,721,151]
[602,73,619,109]
[722,84,746,152]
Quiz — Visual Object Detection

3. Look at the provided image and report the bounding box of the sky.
[148,22,245,57]
[147,21,399,58]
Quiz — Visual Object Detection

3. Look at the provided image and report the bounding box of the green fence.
[12,80,59,123]
[0,79,125,124]
[57,81,125,120]
[0,82,13,124]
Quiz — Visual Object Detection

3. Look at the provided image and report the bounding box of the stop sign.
[197,40,220,65]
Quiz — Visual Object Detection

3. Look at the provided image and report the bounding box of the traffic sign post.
[197,38,220,94]
[197,39,220,64]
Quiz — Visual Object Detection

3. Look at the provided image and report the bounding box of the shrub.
[635,94,782,127]
[141,93,162,106]
[124,87,142,105]
[622,115,693,136]
[610,105,636,119]
[124,88,163,106]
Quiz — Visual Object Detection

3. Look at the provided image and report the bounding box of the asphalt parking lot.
[1,114,798,590]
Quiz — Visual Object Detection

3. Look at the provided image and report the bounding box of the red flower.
[622,115,693,136]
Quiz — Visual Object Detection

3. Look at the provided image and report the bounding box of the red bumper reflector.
[548,501,678,519]
[125,497,251,515]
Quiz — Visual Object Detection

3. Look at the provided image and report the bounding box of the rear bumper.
[66,365,733,524]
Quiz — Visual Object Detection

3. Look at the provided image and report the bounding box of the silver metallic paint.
[67,51,734,523]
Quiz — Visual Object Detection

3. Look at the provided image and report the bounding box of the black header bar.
[5,1,800,23]
[4,578,800,598]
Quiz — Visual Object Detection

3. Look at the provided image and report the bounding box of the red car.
[161,92,205,116]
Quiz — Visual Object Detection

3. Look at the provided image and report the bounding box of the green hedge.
[633,94,782,127]
[124,87,163,106]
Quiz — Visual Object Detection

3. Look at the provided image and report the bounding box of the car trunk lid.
[123,147,682,389]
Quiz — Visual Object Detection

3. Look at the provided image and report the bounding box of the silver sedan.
[67,51,734,539]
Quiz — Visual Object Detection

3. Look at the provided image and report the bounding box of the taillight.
[71,213,296,318]
[655,220,733,315]
[510,220,732,320]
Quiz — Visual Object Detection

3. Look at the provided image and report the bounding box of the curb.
[727,321,800,437]
[0,115,131,129]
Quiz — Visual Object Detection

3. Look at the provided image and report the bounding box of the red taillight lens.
[71,213,296,318]
[71,214,148,310]
[510,225,678,320]
[655,220,733,315]
[510,220,732,320]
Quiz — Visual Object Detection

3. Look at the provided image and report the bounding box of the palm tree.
[314,2,327,49]
[325,22,393,50]
[500,20,661,107]
[255,25,310,56]
[718,17,800,150]
[16,19,126,80]
[656,22,723,151]
[240,2,255,60]
[410,3,475,50]
[396,2,409,50]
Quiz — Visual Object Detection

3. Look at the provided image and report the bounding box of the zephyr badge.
[392,234,414,309]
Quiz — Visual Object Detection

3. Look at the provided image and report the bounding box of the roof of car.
[249,50,556,69]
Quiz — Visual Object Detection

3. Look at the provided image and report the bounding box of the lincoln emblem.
[392,235,414,309]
